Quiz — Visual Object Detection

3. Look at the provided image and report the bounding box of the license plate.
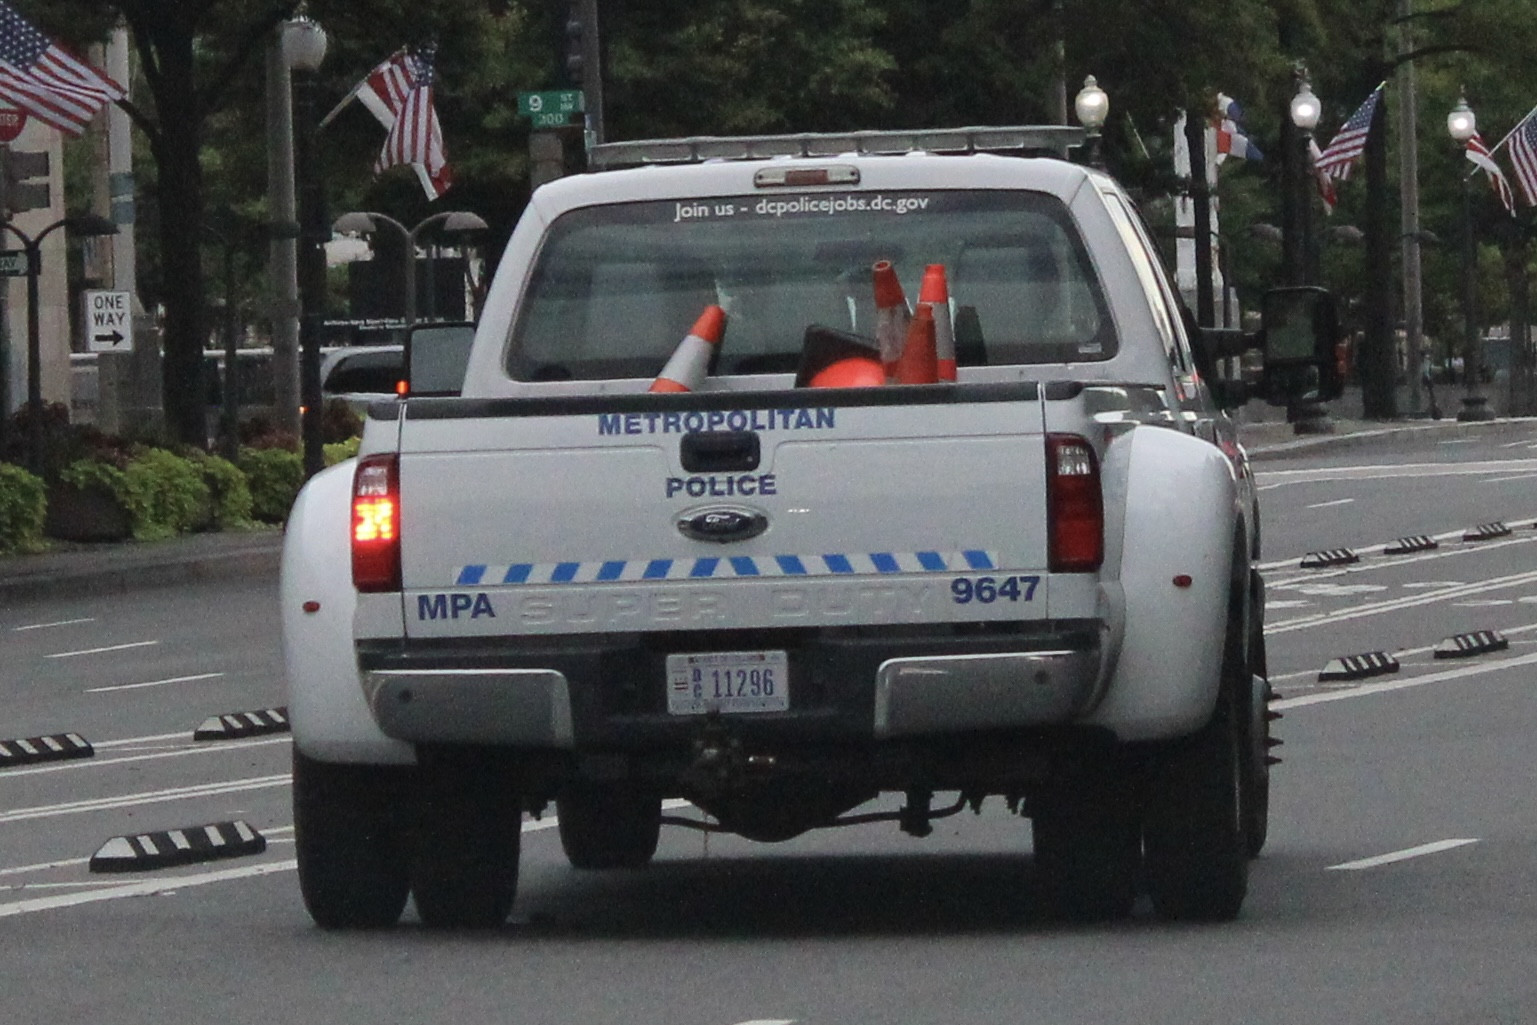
[666,650,789,715]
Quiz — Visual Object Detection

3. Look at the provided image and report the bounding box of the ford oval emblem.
[676,505,769,544]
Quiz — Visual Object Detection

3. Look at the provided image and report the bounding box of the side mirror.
[404,322,476,397]
[1259,286,1342,404]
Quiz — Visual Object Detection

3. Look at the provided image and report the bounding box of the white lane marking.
[1306,498,1356,510]
[1273,649,1537,708]
[86,672,224,694]
[732,1020,797,1025]
[94,731,199,749]
[1327,838,1479,871]
[1267,568,1537,634]
[0,736,290,781]
[1268,599,1312,609]
[1279,583,1386,596]
[1455,599,1514,607]
[11,618,95,632]
[1255,460,1537,488]
[1439,439,1477,446]
[1,881,134,890]
[0,860,298,918]
[1268,620,1537,683]
[1483,473,1537,485]
[0,774,290,824]
[0,857,90,878]
[44,640,159,659]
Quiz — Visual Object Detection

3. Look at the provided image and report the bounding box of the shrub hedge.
[0,462,47,554]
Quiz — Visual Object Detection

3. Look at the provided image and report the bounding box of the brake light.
[352,453,401,592]
[1046,433,1103,573]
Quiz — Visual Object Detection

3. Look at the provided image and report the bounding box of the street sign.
[84,289,134,352]
[0,104,26,144]
[517,89,583,128]
[0,248,30,277]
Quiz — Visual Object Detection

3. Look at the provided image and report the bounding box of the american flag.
[324,45,452,199]
[1508,111,1537,207]
[1466,131,1516,215]
[1308,138,1338,215]
[0,1,122,137]
[1315,83,1384,180]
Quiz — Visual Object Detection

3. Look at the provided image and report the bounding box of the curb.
[0,530,283,604]
[1241,416,1535,460]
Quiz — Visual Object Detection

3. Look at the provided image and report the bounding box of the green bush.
[0,462,47,553]
[61,449,212,541]
[324,436,361,466]
[188,451,255,529]
[238,446,304,523]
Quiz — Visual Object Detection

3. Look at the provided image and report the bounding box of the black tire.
[1143,686,1249,922]
[292,750,412,929]
[557,785,663,870]
[1241,570,1271,858]
[409,754,522,929]
[1031,768,1140,922]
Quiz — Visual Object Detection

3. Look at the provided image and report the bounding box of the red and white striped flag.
[326,45,452,200]
[1315,83,1384,181]
[1466,131,1516,215]
[1308,138,1338,215]
[1507,111,1537,207]
[0,0,122,137]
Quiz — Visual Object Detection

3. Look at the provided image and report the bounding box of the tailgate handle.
[681,431,760,472]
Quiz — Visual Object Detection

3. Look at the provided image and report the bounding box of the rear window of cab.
[506,189,1115,382]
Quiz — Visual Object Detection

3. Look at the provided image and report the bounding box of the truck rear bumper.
[358,622,1103,749]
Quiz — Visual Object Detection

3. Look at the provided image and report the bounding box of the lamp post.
[1286,74,1332,434]
[1074,76,1108,170]
[331,210,489,326]
[1,214,118,476]
[1447,92,1494,421]
[285,13,329,478]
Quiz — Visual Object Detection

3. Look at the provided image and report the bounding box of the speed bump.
[89,820,267,873]
[193,707,289,741]
[1463,522,1512,542]
[0,733,93,768]
[1300,548,1359,569]
[1383,535,1438,555]
[1433,630,1509,659]
[1318,651,1400,681]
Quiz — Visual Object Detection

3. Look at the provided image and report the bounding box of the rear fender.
[281,460,415,765]
[1086,426,1241,741]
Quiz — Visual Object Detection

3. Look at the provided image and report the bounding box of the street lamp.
[1074,75,1108,170]
[331,210,489,325]
[1288,73,1331,434]
[1,214,118,475]
[285,12,329,477]
[1447,91,1494,421]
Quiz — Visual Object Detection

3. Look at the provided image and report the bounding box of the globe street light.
[1074,75,1108,170]
[332,210,489,325]
[284,11,330,476]
[1289,72,1331,434]
[1447,91,1494,421]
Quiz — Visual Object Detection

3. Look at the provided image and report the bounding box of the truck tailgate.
[395,383,1052,638]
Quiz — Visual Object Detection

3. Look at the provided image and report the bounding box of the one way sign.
[84,290,134,352]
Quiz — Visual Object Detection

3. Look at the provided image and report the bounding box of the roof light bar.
[588,125,1087,169]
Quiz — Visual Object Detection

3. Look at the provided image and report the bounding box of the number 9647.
[950,575,1040,604]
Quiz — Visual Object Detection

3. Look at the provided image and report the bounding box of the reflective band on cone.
[893,304,938,384]
[650,305,727,393]
[919,264,956,381]
[872,260,911,381]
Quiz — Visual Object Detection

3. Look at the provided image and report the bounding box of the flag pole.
[1490,103,1537,156]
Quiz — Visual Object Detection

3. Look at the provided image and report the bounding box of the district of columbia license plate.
[666,650,789,715]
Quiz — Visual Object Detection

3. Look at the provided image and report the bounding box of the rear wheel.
[292,750,412,929]
[557,784,663,869]
[1031,767,1140,921]
[1242,575,1273,858]
[1143,686,1248,921]
[410,753,522,928]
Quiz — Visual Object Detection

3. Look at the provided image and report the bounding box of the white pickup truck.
[281,126,1340,929]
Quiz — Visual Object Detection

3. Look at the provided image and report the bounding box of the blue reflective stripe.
[730,556,759,576]
[456,565,486,586]
[871,553,901,573]
[776,555,807,575]
[823,554,854,574]
[963,550,994,569]
[916,551,946,572]
[503,564,532,584]
[551,562,580,583]
[691,558,719,578]
[597,560,626,581]
[643,559,672,579]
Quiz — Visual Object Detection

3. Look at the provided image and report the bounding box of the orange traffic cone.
[919,264,956,382]
[650,305,726,392]
[892,304,938,384]
[872,260,911,381]
[795,325,884,388]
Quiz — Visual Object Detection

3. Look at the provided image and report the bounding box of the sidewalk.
[1,410,1531,604]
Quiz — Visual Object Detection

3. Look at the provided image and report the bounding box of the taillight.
[352,453,401,592]
[1046,433,1103,573]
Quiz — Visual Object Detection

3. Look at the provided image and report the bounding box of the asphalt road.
[2,427,1536,1025]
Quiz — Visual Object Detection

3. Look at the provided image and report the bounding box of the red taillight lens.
[1046,433,1103,573]
[352,453,401,592]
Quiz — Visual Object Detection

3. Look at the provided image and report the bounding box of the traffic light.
[564,4,584,86]
[0,145,50,216]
